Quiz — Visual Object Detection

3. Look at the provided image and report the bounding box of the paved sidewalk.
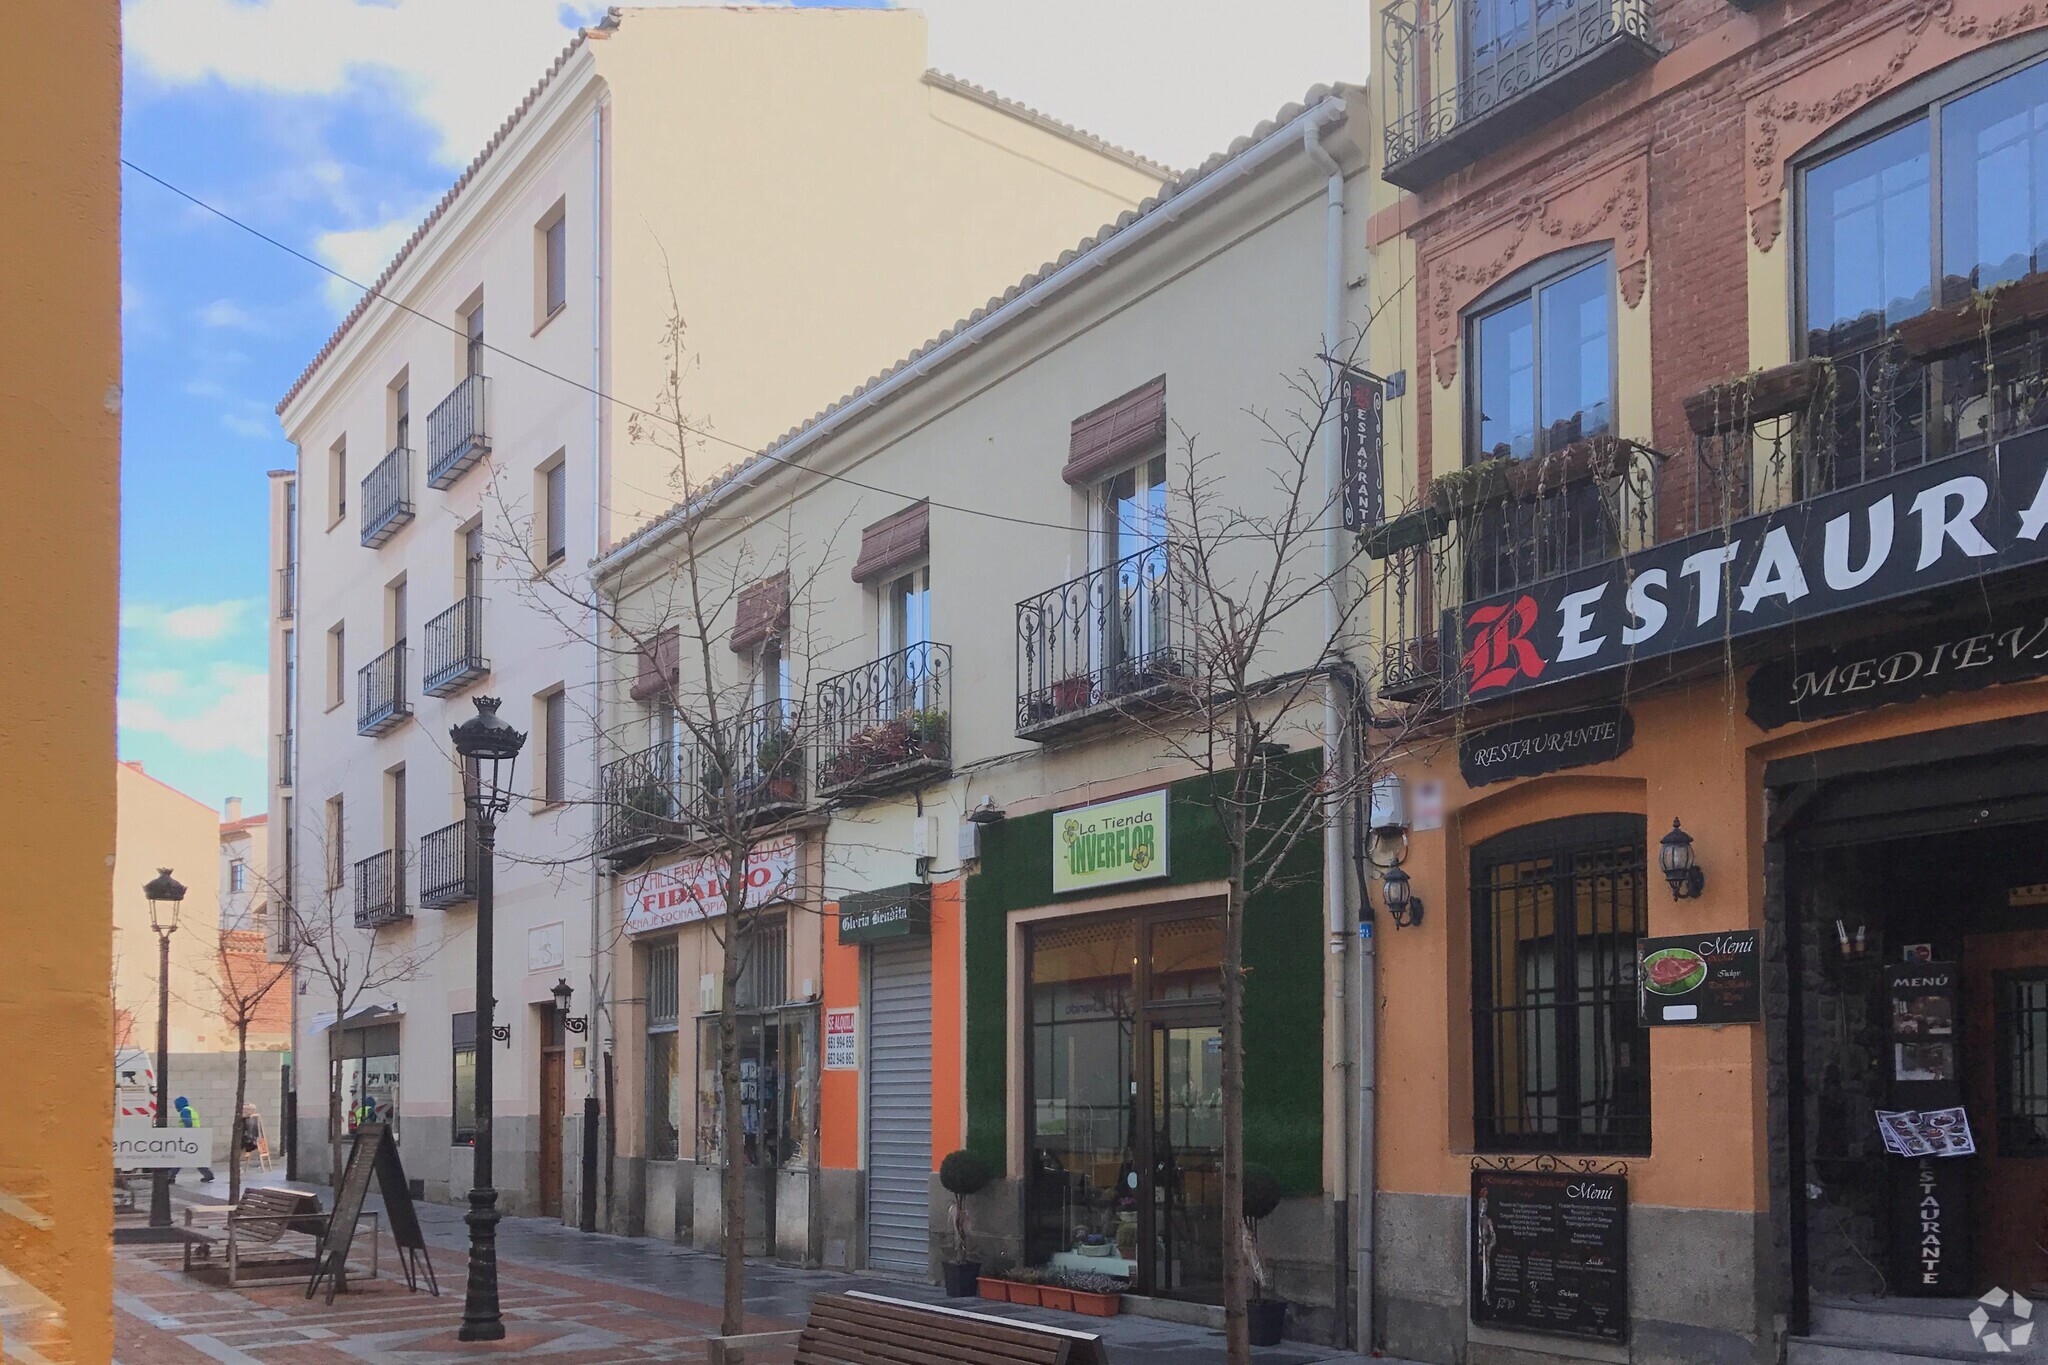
[112,1180,1396,1364]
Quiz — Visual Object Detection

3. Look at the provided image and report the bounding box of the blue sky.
[116,0,1357,815]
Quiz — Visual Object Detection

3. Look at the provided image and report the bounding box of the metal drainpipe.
[1301,105,1366,1351]
[580,96,606,1235]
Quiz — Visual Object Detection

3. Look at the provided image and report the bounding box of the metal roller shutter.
[865,938,933,1274]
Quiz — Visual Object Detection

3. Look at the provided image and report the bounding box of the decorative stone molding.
[1744,0,2048,254]
[1422,149,1649,388]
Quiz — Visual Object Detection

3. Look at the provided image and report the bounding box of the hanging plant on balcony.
[1682,358,1832,437]
[1427,455,1514,520]
[623,778,671,834]
[1895,273,2048,362]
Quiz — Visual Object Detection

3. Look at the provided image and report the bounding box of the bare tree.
[1111,343,1439,1362]
[272,830,446,1190]
[180,924,292,1203]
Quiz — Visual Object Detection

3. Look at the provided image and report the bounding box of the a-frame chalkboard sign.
[306,1122,438,1302]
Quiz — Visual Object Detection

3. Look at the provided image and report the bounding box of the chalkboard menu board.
[307,1123,436,1302]
[1471,1168,1629,1342]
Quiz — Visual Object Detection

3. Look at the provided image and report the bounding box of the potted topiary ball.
[1243,1164,1287,1346]
[939,1148,994,1297]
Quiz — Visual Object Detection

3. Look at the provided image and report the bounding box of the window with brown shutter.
[731,572,790,655]
[630,628,680,702]
[544,688,568,805]
[851,502,929,584]
[1063,376,1167,486]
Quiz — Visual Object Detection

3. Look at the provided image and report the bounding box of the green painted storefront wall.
[963,756,1326,1194]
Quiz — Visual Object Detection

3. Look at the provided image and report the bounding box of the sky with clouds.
[118,0,1364,814]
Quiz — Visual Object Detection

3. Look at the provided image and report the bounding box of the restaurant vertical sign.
[1340,371,1385,531]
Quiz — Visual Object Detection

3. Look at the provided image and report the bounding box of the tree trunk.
[329,987,345,1192]
[1221,827,1251,1365]
[230,1017,250,1204]
[719,864,748,1338]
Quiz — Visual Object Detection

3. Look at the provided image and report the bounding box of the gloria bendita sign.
[1455,430,2048,701]
[1053,789,1168,894]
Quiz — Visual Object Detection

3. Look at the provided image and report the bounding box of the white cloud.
[119,663,268,759]
[222,410,276,439]
[122,599,257,643]
[314,214,424,313]
[198,298,264,331]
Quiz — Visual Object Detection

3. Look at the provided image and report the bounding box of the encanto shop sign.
[1052,789,1169,894]
[623,834,799,936]
[1455,430,2048,702]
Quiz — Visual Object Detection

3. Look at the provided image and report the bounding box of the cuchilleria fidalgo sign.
[1053,789,1169,894]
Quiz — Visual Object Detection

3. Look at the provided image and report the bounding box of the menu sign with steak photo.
[1471,1168,1629,1342]
[1636,930,1762,1026]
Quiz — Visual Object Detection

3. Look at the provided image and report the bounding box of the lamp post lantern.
[143,868,186,1228]
[450,696,526,1342]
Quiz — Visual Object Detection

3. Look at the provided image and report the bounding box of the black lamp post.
[450,697,526,1342]
[144,868,186,1228]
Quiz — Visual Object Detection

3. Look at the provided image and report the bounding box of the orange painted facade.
[0,1,120,1358]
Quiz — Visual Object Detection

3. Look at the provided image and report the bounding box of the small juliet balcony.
[1015,542,1196,742]
[357,641,411,736]
[598,740,691,866]
[360,444,415,547]
[276,564,295,620]
[816,642,951,800]
[418,818,478,909]
[274,730,294,789]
[1380,0,1657,191]
[422,596,488,697]
[700,702,805,826]
[354,849,408,929]
[427,373,490,490]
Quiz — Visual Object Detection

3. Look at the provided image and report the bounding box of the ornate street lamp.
[1659,818,1706,900]
[450,697,526,1342]
[1380,862,1425,929]
[144,868,186,1228]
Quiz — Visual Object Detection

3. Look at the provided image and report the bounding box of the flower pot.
[1053,677,1093,712]
[1005,1282,1043,1307]
[976,1277,1009,1303]
[1247,1297,1286,1347]
[943,1261,981,1298]
[1069,1290,1120,1317]
[1038,1286,1075,1313]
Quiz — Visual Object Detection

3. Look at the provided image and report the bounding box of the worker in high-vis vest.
[173,1096,215,1184]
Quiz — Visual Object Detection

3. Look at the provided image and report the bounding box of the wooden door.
[1964,927,2048,1292]
[539,1046,564,1219]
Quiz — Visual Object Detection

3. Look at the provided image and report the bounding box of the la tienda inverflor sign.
[1451,431,2048,701]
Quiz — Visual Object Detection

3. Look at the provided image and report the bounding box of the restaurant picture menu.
[1471,1168,1629,1342]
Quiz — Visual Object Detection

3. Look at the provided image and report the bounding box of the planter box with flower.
[820,706,950,796]
[975,1266,1121,1317]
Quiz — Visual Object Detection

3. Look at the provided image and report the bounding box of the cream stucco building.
[113,762,228,1057]
[269,4,1166,1217]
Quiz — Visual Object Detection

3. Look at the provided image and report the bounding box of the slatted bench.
[715,1291,1108,1365]
[181,1188,379,1289]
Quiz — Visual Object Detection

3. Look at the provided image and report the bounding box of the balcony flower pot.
[1895,272,2048,362]
[1052,676,1094,713]
[1502,434,1632,501]
[1360,504,1447,560]
[1429,456,1513,521]
[941,1260,981,1298]
[1247,1297,1286,1346]
[976,1277,1009,1303]
[1682,358,1829,436]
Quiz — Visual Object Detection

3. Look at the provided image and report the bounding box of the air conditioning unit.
[914,814,939,861]
[957,820,981,863]
[698,973,721,1014]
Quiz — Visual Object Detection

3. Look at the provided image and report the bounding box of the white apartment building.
[218,798,267,935]
[268,4,1165,1218]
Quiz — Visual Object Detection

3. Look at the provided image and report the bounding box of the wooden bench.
[713,1291,1107,1365]
[181,1188,379,1289]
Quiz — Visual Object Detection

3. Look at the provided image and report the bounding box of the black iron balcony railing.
[598,740,691,862]
[816,642,951,799]
[354,849,408,928]
[1380,0,1656,190]
[418,818,478,908]
[360,444,415,547]
[275,731,294,788]
[422,596,489,697]
[357,640,410,736]
[700,702,805,823]
[427,373,491,489]
[1368,435,1660,702]
[1015,542,1195,741]
[277,564,295,620]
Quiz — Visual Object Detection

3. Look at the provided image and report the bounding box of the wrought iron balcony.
[360,444,415,547]
[427,373,491,489]
[422,596,489,697]
[700,702,805,824]
[418,818,478,909]
[276,564,295,620]
[1380,0,1656,190]
[598,740,691,864]
[354,849,408,928]
[1015,542,1195,741]
[816,642,951,799]
[357,641,411,736]
[274,731,294,788]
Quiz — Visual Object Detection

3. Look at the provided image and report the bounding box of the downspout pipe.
[580,96,605,1236]
[1301,103,1368,1352]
